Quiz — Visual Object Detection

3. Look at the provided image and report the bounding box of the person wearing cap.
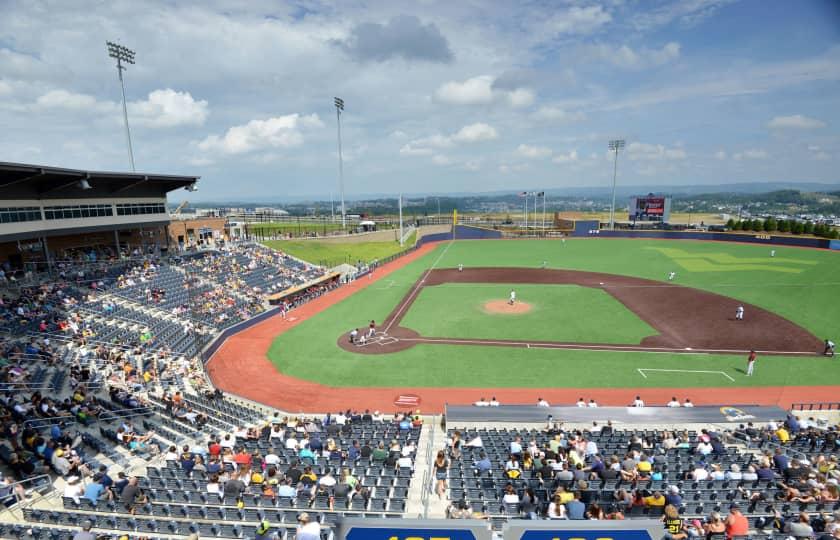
[724,504,748,539]
[296,512,320,540]
[254,517,275,540]
[63,476,83,505]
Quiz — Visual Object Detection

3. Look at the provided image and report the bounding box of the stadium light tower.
[608,139,625,231]
[106,41,137,172]
[334,97,346,228]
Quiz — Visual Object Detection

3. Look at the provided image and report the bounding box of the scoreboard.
[629,195,671,222]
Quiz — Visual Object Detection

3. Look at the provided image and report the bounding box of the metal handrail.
[422,414,437,519]
[22,414,76,430]
[99,407,153,423]
[0,473,53,517]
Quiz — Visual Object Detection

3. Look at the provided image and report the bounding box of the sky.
[1,0,839,201]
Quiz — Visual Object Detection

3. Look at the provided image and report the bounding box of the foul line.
[384,240,453,333]
[396,336,817,356]
[637,368,735,382]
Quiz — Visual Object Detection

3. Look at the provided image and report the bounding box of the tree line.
[725,218,839,239]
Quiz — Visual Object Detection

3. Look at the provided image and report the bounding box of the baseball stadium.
[4,2,840,540]
[208,226,840,413]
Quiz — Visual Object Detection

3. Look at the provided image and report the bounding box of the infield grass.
[266,238,840,389]
[399,283,657,344]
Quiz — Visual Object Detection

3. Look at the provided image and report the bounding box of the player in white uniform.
[770,250,776,257]
[735,305,745,320]
[458,264,463,272]
[509,290,516,305]
[668,272,676,281]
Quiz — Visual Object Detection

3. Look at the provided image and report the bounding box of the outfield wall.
[200,307,280,363]
[584,229,833,249]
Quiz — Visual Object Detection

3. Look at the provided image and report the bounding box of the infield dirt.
[338,267,823,355]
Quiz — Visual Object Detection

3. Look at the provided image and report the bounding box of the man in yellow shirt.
[775,427,790,444]
[643,490,666,507]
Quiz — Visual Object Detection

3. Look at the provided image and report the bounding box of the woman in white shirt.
[206,474,221,496]
[501,484,520,505]
[547,493,568,519]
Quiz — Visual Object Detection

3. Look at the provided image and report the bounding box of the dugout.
[267,272,341,306]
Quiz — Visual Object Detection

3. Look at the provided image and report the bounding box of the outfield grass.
[400,283,657,343]
[266,239,840,388]
[264,232,416,267]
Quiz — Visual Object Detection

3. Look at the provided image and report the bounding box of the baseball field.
[208,237,840,411]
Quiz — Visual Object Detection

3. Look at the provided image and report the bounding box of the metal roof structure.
[0,161,199,200]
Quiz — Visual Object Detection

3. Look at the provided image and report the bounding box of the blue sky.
[0,0,838,201]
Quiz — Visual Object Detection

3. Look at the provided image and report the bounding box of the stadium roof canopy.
[0,161,199,200]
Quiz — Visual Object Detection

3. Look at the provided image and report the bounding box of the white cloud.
[452,122,498,142]
[462,160,482,171]
[630,0,736,31]
[187,156,215,166]
[531,106,586,123]
[516,144,552,159]
[552,149,579,164]
[627,142,687,161]
[767,114,826,129]
[506,88,535,107]
[434,75,534,107]
[129,89,208,128]
[733,148,768,160]
[435,75,495,105]
[807,145,830,160]
[0,80,14,95]
[714,150,727,160]
[584,42,681,70]
[400,123,497,156]
[543,5,612,36]
[197,113,323,155]
[35,89,111,112]
[431,154,452,166]
[33,88,208,128]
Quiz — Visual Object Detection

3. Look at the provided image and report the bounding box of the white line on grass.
[398,337,815,356]
[384,240,454,333]
[637,368,735,382]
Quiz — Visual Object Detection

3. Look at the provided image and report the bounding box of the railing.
[99,407,153,423]
[421,414,437,519]
[0,382,55,392]
[23,414,76,430]
[0,474,53,517]
[791,402,840,411]
[731,429,808,460]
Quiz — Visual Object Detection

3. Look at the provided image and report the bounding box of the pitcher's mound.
[483,300,532,314]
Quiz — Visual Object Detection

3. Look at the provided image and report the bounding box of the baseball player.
[735,305,745,321]
[509,290,516,305]
[746,350,756,376]
[668,271,676,281]
[458,263,463,272]
[770,250,776,258]
[541,261,547,269]
[824,339,836,357]
[368,320,376,338]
